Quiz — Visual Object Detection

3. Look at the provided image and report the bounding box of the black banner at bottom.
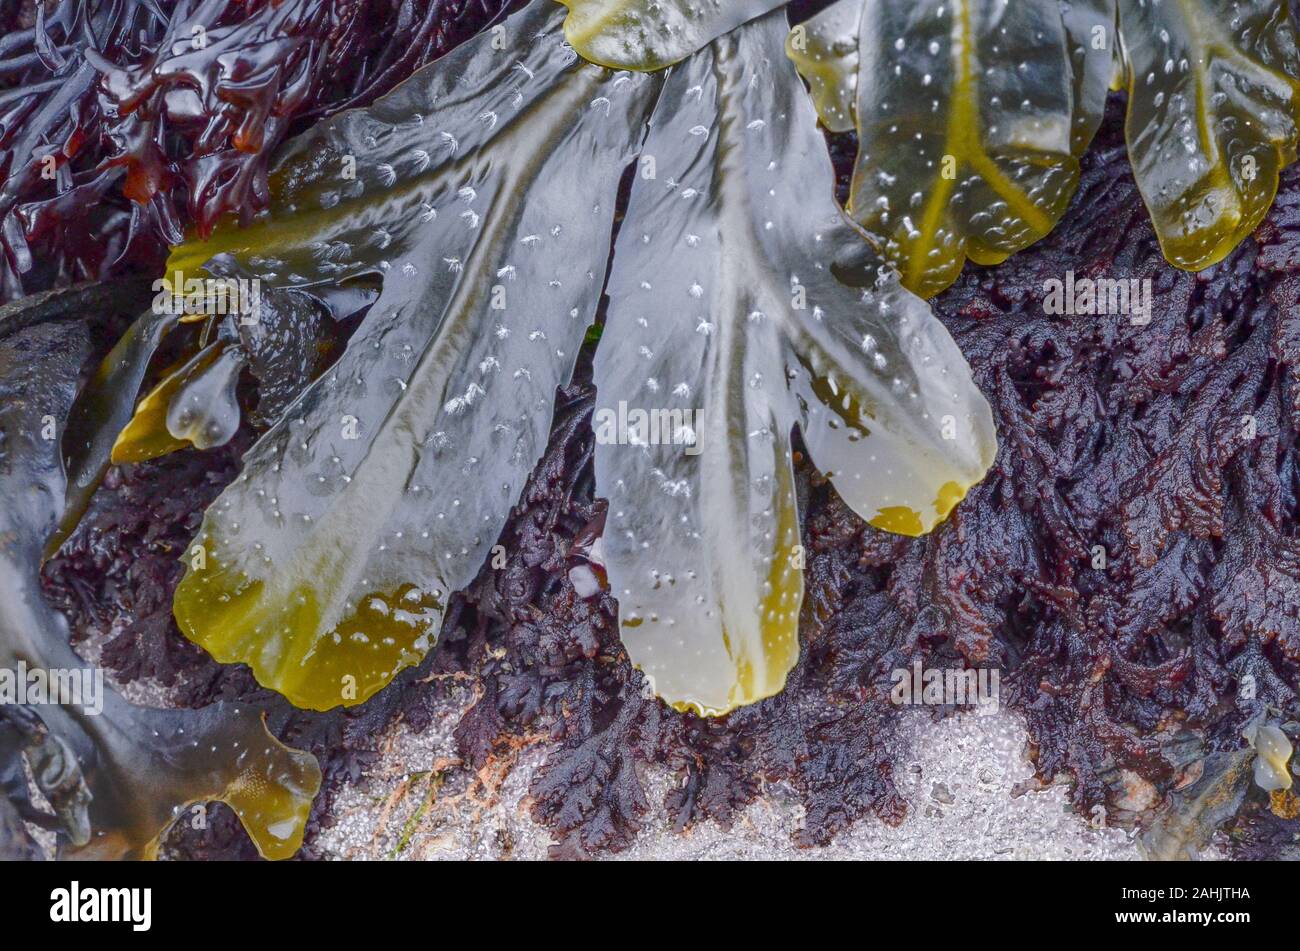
[1,859,1278,938]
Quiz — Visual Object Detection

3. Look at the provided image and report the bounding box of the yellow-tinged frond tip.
[934,479,968,521]
[1117,0,1300,273]
[221,722,322,860]
[555,0,666,71]
[869,480,971,537]
[808,0,1083,299]
[110,347,223,464]
[656,548,802,717]
[174,544,443,712]
[555,0,789,72]
[111,411,189,465]
[664,621,795,717]
[869,506,924,537]
[134,715,320,861]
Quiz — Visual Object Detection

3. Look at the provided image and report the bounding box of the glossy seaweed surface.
[150,3,993,716]
[38,96,1300,860]
[11,0,1300,859]
[0,292,320,860]
[785,0,1300,296]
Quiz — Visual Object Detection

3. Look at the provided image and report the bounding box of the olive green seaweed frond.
[147,1,995,716]
[784,0,1300,296]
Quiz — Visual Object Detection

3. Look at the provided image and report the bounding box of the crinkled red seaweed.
[0,0,509,300]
